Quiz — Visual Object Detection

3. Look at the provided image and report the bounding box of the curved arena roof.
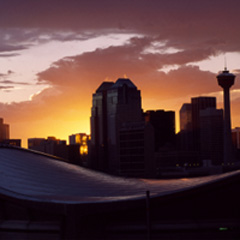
[0,145,239,204]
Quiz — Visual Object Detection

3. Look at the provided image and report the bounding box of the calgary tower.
[217,68,236,165]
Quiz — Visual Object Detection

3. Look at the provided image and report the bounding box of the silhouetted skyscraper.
[179,97,216,153]
[200,108,224,165]
[144,110,175,151]
[90,78,155,177]
[180,103,192,132]
[106,79,143,174]
[179,103,193,151]
[90,82,114,171]
[232,127,240,150]
[217,69,236,164]
[0,118,9,141]
[191,97,216,151]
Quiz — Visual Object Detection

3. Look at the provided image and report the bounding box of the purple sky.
[0,0,240,146]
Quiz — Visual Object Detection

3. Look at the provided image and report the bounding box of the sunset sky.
[0,0,240,147]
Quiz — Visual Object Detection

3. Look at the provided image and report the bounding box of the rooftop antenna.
[224,54,227,71]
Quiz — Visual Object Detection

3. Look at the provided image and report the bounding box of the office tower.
[200,108,224,165]
[179,97,216,152]
[232,127,240,150]
[90,78,155,177]
[107,78,143,175]
[217,69,236,164]
[191,97,216,151]
[90,81,114,170]
[179,103,193,151]
[144,110,175,151]
[0,118,9,141]
[180,103,192,132]
[119,122,154,177]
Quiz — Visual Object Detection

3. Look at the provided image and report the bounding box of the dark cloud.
[0,86,14,90]
[1,0,240,143]
[0,71,15,79]
[0,28,101,57]
[1,1,240,62]
[0,1,239,41]
[0,45,27,52]
[37,39,229,99]
[0,80,30,85]
[0,0,240,47]
[0,53,20,57]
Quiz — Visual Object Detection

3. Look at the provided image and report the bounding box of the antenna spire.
[224,54,227,71]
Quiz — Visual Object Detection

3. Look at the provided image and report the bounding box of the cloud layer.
[0,0,240,145]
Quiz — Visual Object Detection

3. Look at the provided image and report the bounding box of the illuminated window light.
[80,145,88,155]
[82,135,87,142]
[75,134,81,144]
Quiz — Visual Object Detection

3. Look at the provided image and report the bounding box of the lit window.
[75,134,81,144]
[80,145,88,155]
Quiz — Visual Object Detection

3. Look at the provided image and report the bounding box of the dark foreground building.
[1,145,240,239]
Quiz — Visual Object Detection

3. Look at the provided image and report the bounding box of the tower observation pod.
[217,68,236,165]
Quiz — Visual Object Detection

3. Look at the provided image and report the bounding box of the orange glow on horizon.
[10,117,90,148]
[6,72,240,149]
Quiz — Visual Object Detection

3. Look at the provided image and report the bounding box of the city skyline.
[0,0,240,147]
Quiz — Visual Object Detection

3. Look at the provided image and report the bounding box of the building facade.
[178,97,225,166]
[144,110,175,152]
[28,137,68,159]
[69,133,90,166]
[0,118,9,141]
[191,97,216,151]
[200,108,224,165]
[90,82,114,171]
[232,127,240,150]
[90,78,155,177]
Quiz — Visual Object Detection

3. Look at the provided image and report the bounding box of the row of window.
[120,148,144,155]
[120,155,145,163]
[120,140,144,148]
[120,132,144,141]
[120,163,145,170]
